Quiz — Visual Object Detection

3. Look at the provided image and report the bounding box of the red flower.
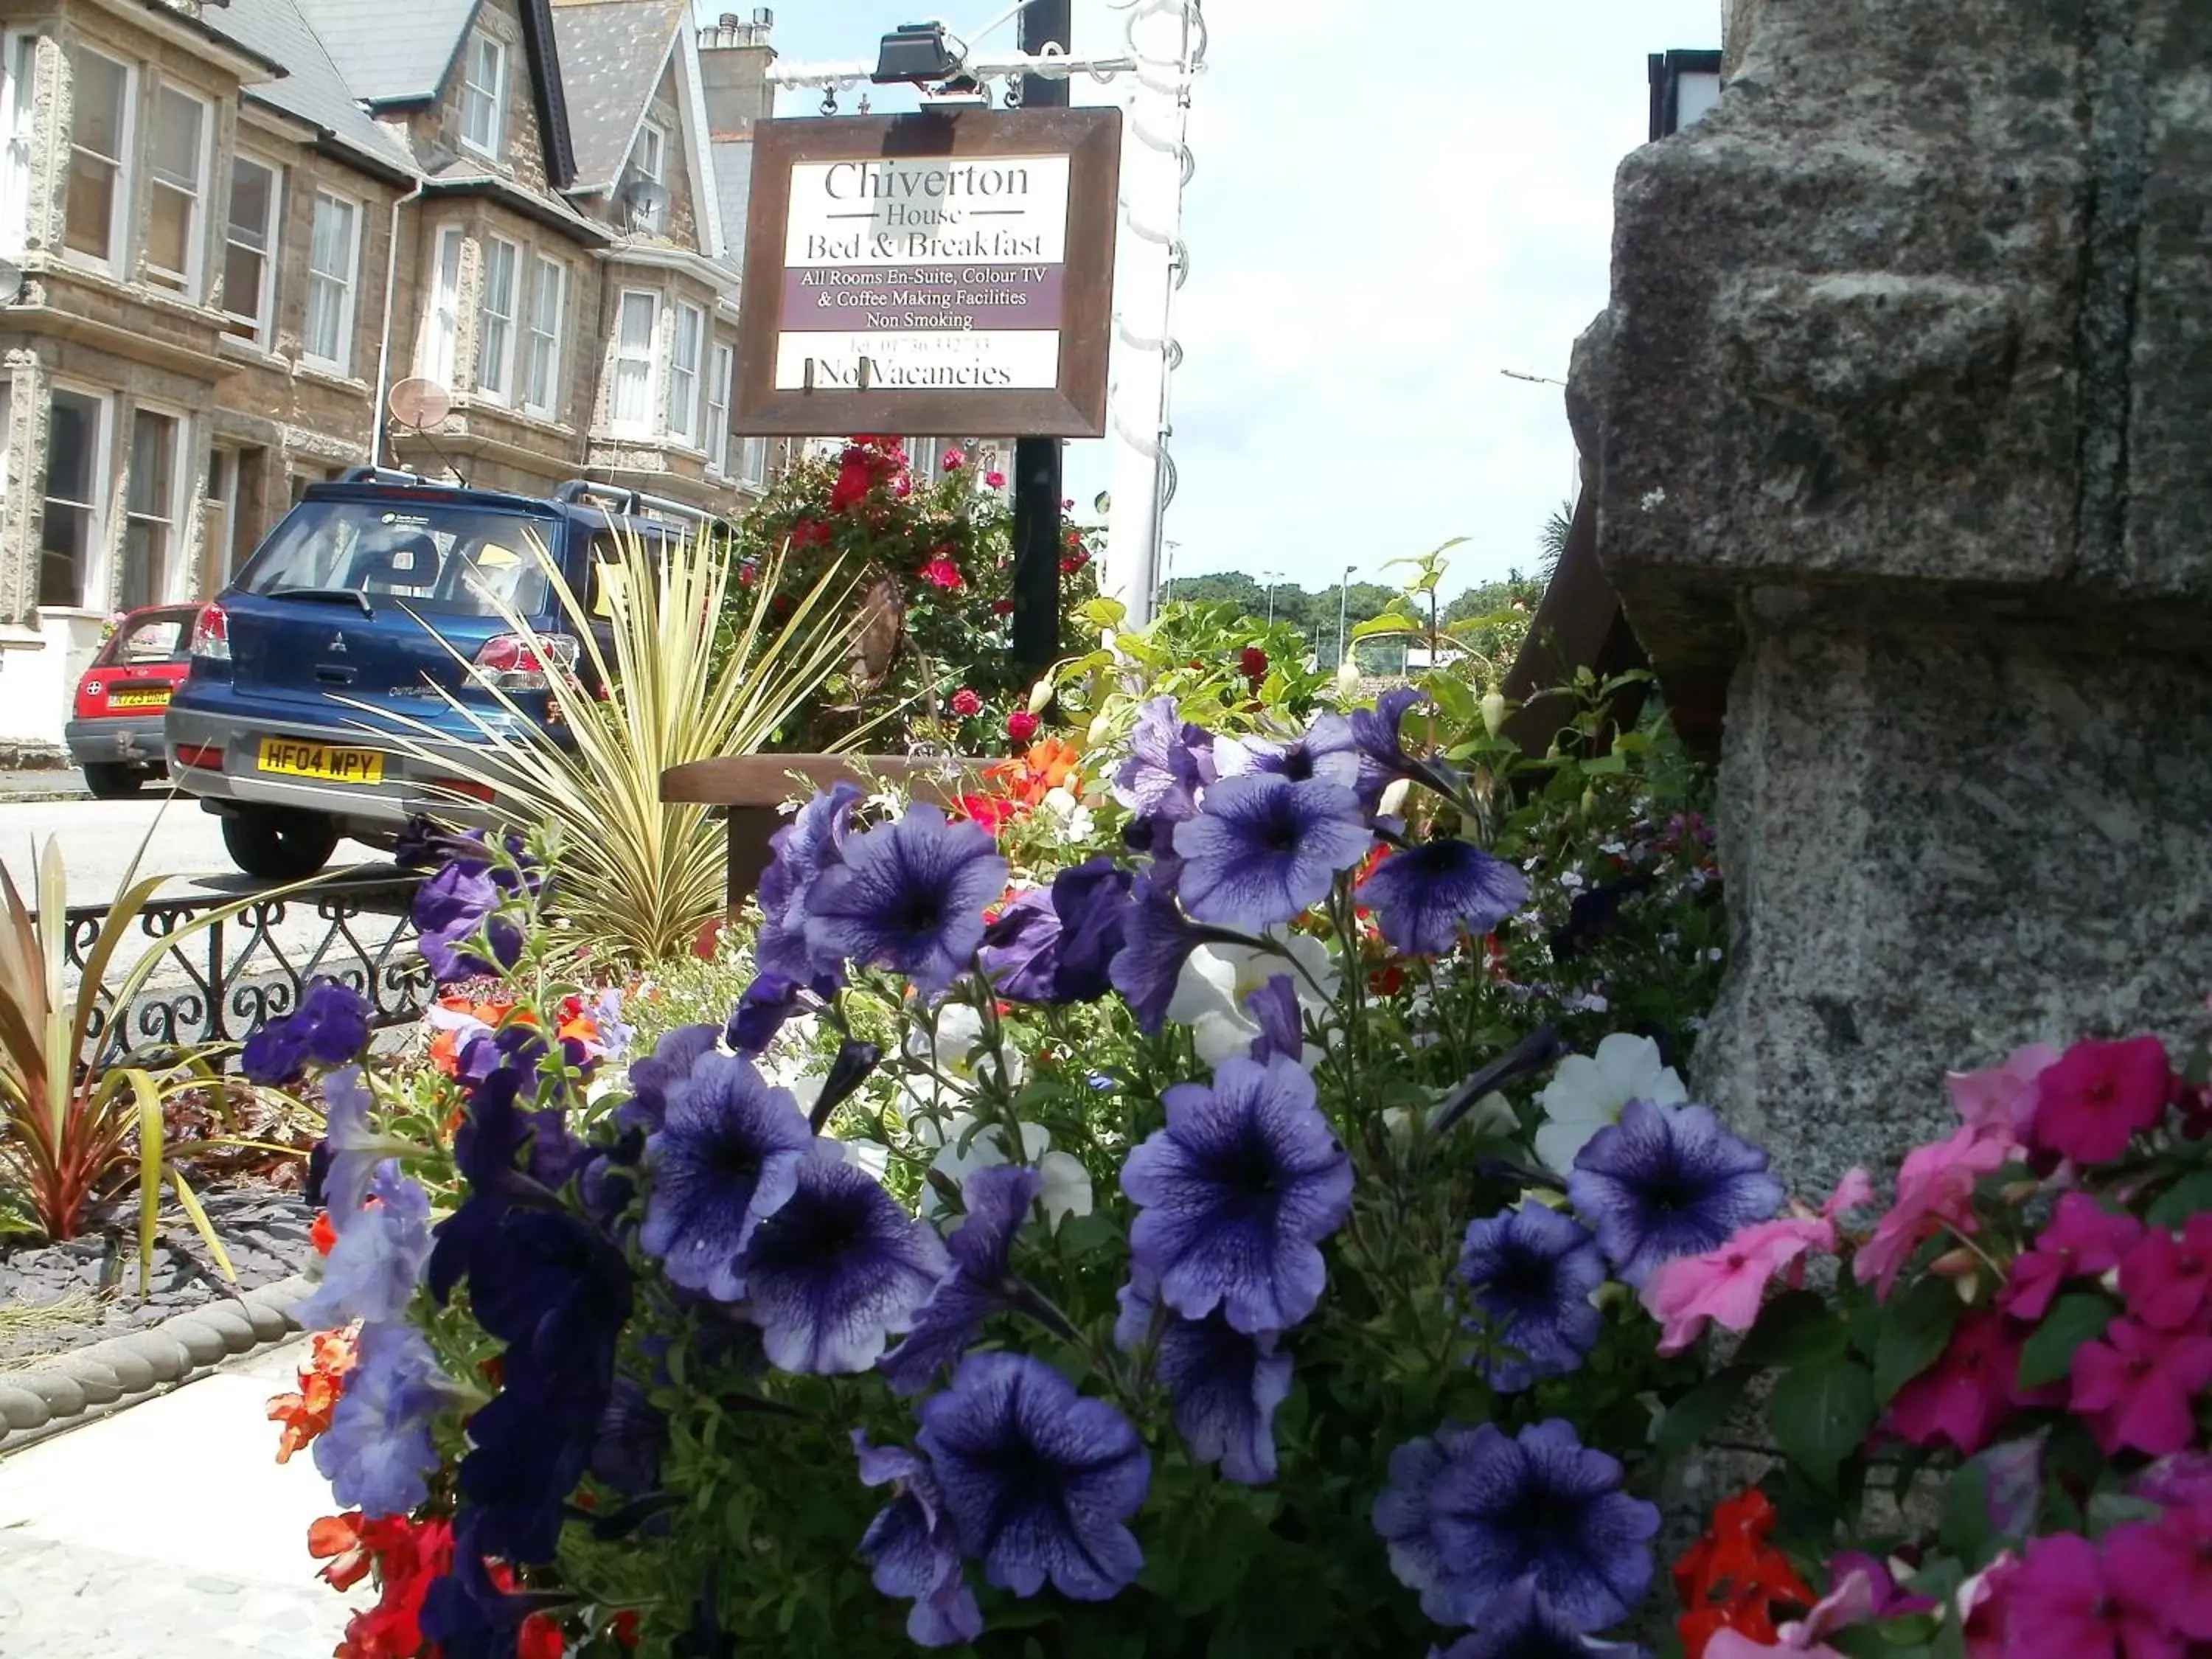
[991,599,1014,616]
[920,557,964,591]
[950,689,983,717]
[611,1610,642,1649]
[1674,1489,1814,1659]
[327,1512,455,1659]
[953,793,1020,833]
[942,448,965,470]
[1007,710,1040,744]
[1240,647,1270,683]
[1888,1308,2039,1455]
[269,1326,357,1464]
[787,517,830,551]
[517,1613,566,1659]
[1060,551,1090,574]
[310,1209,338,1256]
[985,469,1006,488]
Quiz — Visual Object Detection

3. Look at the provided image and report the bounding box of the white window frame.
[41,381,112,610]
[302,189,361,375]
[706,341,733,474]
[733,434,768,490]
[610,288,658,436]
[521,254,566,419]
[62,44,132,274]
[423,223,463,383]
[145,83,212,296]
[0,32,39,257]
[121,402,187,610]
[476,234,521,402]
[633,119,665,184]
[667,299,703,445]
[221,153,282,345]
[458,31,506,159]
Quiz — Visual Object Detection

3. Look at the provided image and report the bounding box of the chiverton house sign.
[733,108,1122,437]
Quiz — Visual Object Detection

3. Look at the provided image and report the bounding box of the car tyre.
[220,808,341,881]
[81,762,143,800]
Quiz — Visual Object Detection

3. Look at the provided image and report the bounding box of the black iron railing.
[62,874,433,1067]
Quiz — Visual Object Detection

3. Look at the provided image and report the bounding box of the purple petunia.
[726,972,829,1055]
[1116,1268,1293,1485]
[1121,1054,1354,1335]
[1113,695,1215,824]
[319,1064,391,1228]
[919,1352,1150,1601]
[638,1051,815,1304]
[1242,974,1304,1065]
[740,1151,950,1374]
[1213,713,1363,790]
[1349,686,1459,804]
[803,805,1009,998]
[981,858,1135,1006]
[1363,838,1530,956]
[1567,1099,1785,1287]
[615,1022,718,1135]
[1430,1579,1650,1659]
[755,781,862,983]
[412,861,524,983]
[1172,773,1374,933]
[1373,1419,1659,1631]
[880,1164,1043,1395]
[313,1321,455,1519]
[1107,874,1215,1033]
[240,978,372,1084]
[855,1431,984,1647]
[298,1161,432,1329]
[1457,1203,1607,1392]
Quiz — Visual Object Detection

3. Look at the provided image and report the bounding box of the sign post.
[1010,0,1073,674]
[732,108,1121,441]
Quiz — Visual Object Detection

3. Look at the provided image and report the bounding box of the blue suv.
[167,469,709,879]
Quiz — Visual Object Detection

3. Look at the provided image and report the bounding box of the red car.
[66,604,201,798]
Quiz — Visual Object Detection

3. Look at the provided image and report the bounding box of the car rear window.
[102,613,191,666]
[234,498,563,619]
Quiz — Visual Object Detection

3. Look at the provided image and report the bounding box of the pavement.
[0,1337,368,1658]
[0,793,389,908]
[0,769,90,805]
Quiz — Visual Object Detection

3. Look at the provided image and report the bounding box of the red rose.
[1240,646,1269,682]
[919,557,964,591]
[1007,710,1040,743]
[950,688,982,717]
[991,599,1014,616]
[1060,552,1090,574]
[787,517,830,550]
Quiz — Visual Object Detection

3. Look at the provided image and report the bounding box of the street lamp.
[1263,568,1282,623]
[1336,563,1356,669]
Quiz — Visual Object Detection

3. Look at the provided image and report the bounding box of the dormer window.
[459,31,506,159]
[631,119,665,184]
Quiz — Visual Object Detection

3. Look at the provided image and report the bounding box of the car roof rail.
[334,465,451,488]
[549,479,728,533]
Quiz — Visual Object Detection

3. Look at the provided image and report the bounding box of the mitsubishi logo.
[328,633,348,654]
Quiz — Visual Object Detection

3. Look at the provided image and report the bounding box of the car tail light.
[76,678,105,717]
[176,742,224,771]
[189,602,230,662]
[428,777,497,804]
[470,632,578,693]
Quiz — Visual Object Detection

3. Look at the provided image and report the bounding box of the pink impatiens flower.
[1644,1168,1872,1354]
[1998,1192,2144,1321]
[1997,1532,2145,1659]
[2118,1215,2212,1331]
[1947,1042,2059,1140]
[1887,1310,2036,1455]
[2070,1317,2212,1456]
[2028,1035,2171,1168]
[2104,1498,2212,1643]
[1854,1126,2014,1299]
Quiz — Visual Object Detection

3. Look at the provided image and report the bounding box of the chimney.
[698,7,776,141]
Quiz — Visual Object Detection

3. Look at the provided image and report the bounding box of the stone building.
[0,0,779,755]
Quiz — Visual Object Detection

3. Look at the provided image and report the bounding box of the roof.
[291,0,481,107]
[547,0,682,192]
[212,0,415,176]
[708,136,751,270]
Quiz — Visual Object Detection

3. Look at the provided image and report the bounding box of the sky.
[727,0,1728,596]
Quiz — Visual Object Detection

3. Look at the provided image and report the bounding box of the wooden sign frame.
[732,107,1122,438]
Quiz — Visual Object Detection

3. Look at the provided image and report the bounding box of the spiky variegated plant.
[360,526,860,964]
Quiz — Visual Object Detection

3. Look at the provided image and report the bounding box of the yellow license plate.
[257,737,386,785]
[108,688,171,709]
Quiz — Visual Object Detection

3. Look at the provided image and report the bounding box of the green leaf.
[1350,613,1422,640]
[1654,1364,1755,1460]
[1874,1276,1965,1402]
[1767,1354,1875,1493]
[2017,1293,2115,1391]
[2149,1171,2212,1228]
[1737,1289,1851,1370]
[1939,1458,1997,1567]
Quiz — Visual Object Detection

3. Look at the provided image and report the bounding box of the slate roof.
[548,0,683,192]
[708,136,751,268]
[291,0,482,108]
[211,0,416,176]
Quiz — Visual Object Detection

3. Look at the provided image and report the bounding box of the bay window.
[0,34,37,255]
[146,86,210,294]
[611,289,658,433]
[521,254,565,417]
[41,387,106,608]
[667,300,702,445]
[424,224,462,382]
[706,342,732,473]
[476,235,519,400]
[122,408,182,611]
[303,189,359,372]
[222,156,280,344]
[63,45,129,268]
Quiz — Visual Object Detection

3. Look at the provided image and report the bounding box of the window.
[733,434,768,489]
[237,497,562,619]
[631,120,665,184]
[303,190,359,372]
[706,342,733,473]
[521,255,565,417]
[222,156,280,344]
[476,236,519,400]
[122,408,181,610]
[41,388,106,608]
[667,300,703,444]
[424,224,462,381]
[459,31,506,158]
[146,86,210,294]
[1,34,37,254]
[63,46,130,268]
[611,289,658,432]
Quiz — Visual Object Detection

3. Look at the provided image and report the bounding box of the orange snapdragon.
[268,1326,358,1464]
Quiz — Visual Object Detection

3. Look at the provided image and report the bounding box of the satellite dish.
[622,178,670,235]
[389,377,453,431]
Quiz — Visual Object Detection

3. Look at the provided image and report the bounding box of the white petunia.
[1384,1088,1517,1143]
[1165,935,1337,1070]
[900,1002,1025,1117]
[918,1113,1092,1227]
[1532,1032,1688,1172]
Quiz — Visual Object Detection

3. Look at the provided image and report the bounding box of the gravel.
[0,1183,316,1370]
